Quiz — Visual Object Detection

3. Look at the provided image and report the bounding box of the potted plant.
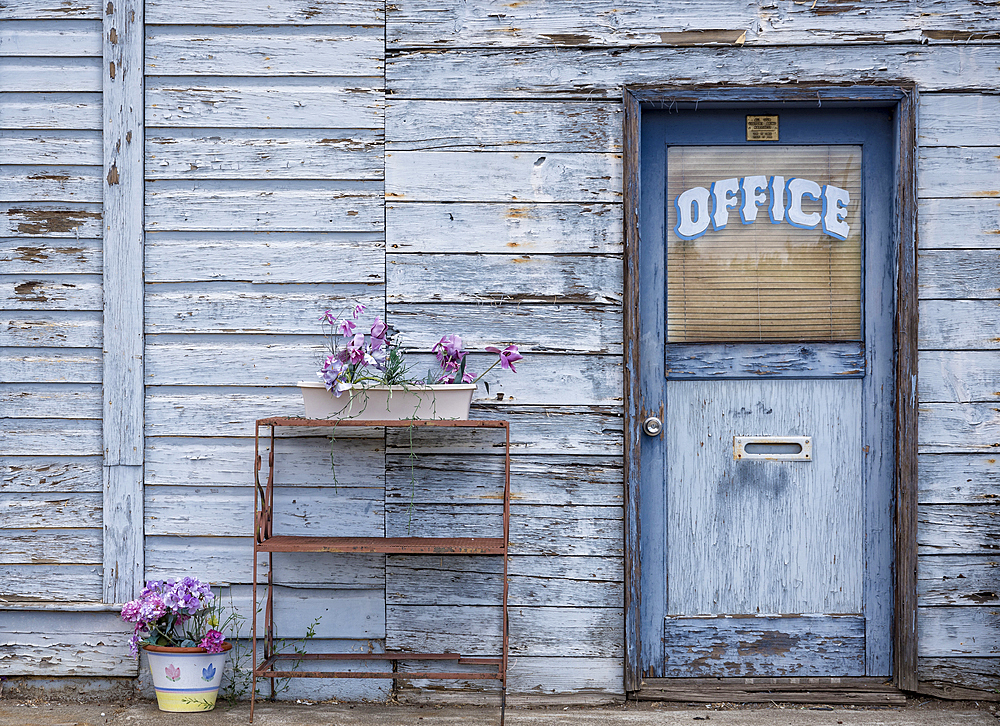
[298,304,523,420]
[120,578,233,712]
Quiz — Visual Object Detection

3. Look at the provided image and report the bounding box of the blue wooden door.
[636,108,895,678]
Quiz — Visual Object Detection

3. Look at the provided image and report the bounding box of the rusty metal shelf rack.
[251,417,510,723]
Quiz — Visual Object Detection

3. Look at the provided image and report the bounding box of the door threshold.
[633,677,906,705]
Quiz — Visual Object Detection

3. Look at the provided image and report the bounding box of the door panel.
[636,106,896,680]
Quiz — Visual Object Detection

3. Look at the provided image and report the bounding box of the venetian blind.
[666,145,862,342]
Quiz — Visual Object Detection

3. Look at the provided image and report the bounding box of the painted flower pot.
[298,382,476,421]
[144,643,231,712]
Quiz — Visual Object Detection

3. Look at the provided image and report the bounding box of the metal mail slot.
[734,436,812,461]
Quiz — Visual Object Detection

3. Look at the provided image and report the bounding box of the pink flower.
[485,345,523,373]
[164,664,181,682]
[199,629,226,654]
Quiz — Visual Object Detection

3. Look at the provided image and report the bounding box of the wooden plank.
[386,454,623,506]
[387,253,623,304]
[0,529,101,564]
[387,201,622,254]
[919,249,1000,300]
[387,555,622,608]
[919,351,1000,403]
[1,0,102,20]
[0,564,102,601]
[146,0,384,25]
[0,382,102,419]
[387,100,621,153]
[146,345,622,406]
[102,0,143,605]
[0,312,102,347]
[637,678,905,705]
[0,456,102,493]
[919,300,1000,350]
[144,485,384,537]
[146,80,382,129]
[2,418,101,456]
[919,403,1000,453]
[386,604,502,654]
[144,389,306,437]
[1,274,102,310]
[661,615,866,678]
[386,151,621,203]
[145,536,385,589]
[918,555,999,606]
[386,0,1000,48]
[919,453,1000,504]
[918,504,1000,555]
[389,303,623,354]
[0,203,102,237]
[388,46,1000,99]
[919,94,1000,147]
[145,286,384,331]
[0,19,101,56]
[228,584,385,639]
[918,657,1000,699]
[146,27,383,77]
[1,347,102,383]
[146,129,383,181]
[0,610,135,675]
[0,130,102,165]
[510,607,623,657]
[0,165,102,203]
[920,198,1000,250]
[0,60,101,93]
[918,606,1000,657]
[0,492,100,528]
[145,181,384,232]
[0,237,101,274]
[919,147,1000,199]
[146,232,384,283]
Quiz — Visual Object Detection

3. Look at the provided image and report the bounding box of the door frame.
[622,84,918,694]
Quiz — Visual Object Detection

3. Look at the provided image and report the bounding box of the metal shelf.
[250,416,509,724]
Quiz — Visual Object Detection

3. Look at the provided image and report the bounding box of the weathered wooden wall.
[2,0,997,700]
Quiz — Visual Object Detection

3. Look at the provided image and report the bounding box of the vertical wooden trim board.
[102,0,144,603]
[622,85,919,694]
[893,88,920,693]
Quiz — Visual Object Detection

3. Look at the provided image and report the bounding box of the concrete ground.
[0,699,997,726]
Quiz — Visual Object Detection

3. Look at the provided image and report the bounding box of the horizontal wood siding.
[916,92,1000,698]
[0,3,105,621]
[141,0,388,701]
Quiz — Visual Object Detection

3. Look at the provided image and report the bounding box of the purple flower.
[337,318,356,337]
[370,316,388,351]
[320,310,337,325]
[352,303,367,319]
[485,345,523,373]
[433,334,464,363]
[345,333,367,365]
[199,629,226,654]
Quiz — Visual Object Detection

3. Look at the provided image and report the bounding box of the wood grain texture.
[388,46,1000,99]
[2,275,102,310]
[920,198,1000,250]
[0,60,101,93]
[918,606,1000,657]
[0,165,101,203]
[0,564,103,601]
[918,657,1000,699]
[919,300,1000,349]
[919,453,1000,504]
[919,250,1000,300]
[636,678,905,705]
[145,181,384,232]
[2,418,101,456]
[146,27,383,77]
[0,610,135,676]
[387,253,622,304]
[146,129,384,181]
[146,80,383,129]
[386,151,621,203]
[0,312,103,347]
[0,203,103,237]
[387,100,621,152]
[661,616,866,678]
[0,130,102,165]
[146,0,385,25]
[1,529,101,564]
[918,504,1000,555]
[0,238,101,274]
[0,19,101,56]
[919,94,1000,147]
[0,492,100,528]
[386,202,622,254]
[1,347,102,383]
[0,382,102,419]
[0,457,102,493]
[1,0,102,20]
[919,351,1000,403]
[919,403,1000,452]
[918,555,999,606]
[386,0,1000,48]
[919,147,1000,199]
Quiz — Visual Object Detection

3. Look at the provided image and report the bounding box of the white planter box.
[297,382,476,420]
